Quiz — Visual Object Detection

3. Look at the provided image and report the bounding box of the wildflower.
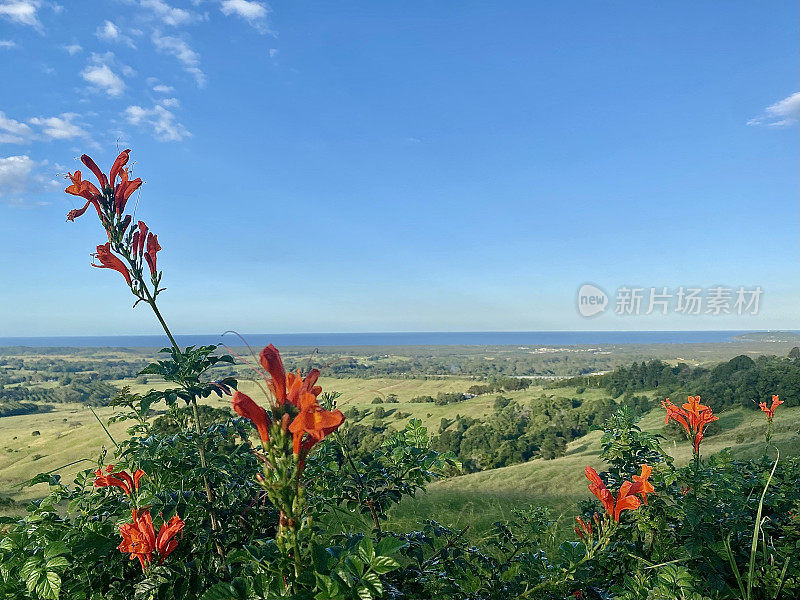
[232,344,344,468]
[118,509,183,571]
[92,243,132,285]
[260,343,322,406]
[131,221,149,258]
[288,390,345,456]
[232,390,272,445]
[585,465,652,522]
[118,509,156,571]
[759,395,783,420]
[155,514,185,564]
[585,466,614,516]
[65,171,103,221]
[574,516,593,540]
[144,232,161,276]
[81,153,109,189]
[65,150,141,221]
[94,465,145,495]
[632,464,655,505]
[662,395,718,453]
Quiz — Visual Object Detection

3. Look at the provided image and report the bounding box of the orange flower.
[288,390,345,456]
[109,149,130,187]
[92,242,132,285]
[574,516,593,540]
[65,171,103,221]
[144,232,161,276]
[94,465,145,495]
[118,509,156,571]
[585,465,652,522]
[81,153,109,189]
[662,396,718,453]
[65,150,142,220]
[259,344,322,407]
[118,509,183,571]
[585,466,614,516]
[232,344,344,471]
[155,514,185,564]
[759,395,783,420]
[114,166,142,214]
[232,390,272,444]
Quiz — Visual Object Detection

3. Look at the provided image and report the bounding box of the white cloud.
[160,97,179,108]
[220,0,270,33]
[0,111,91,144]
[0,155,56,206]
[63,43,82,54]
[82,63,125,96]
[96,20,137,48]
[124,104,190,141]
[0,1,42,30]
[0,111,33,144]
[0,39,17,48]
[747,92,800,127]
[151,31,205,86]
[80,53,130,97]
[269,48,278,58]
[28,113,88,140]
[141,0,202,27]
[152,83,175,93]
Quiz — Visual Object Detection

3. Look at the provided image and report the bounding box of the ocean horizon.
[0,330,796,348]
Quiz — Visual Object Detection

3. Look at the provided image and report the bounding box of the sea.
[0,330,790,348]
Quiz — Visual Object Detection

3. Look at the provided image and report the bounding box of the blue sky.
[0,1,797,336]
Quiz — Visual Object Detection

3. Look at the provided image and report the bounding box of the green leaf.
[370,555,400,575]
[44,542,69,560]
[375,537,407,558]
[199,580,249,600]
[45,556,70,570]
[37,571,62,600]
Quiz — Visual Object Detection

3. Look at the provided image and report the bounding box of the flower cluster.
[65,150,162,300]
[232,343,344,471]
[662,395,718,453]
[585,464,653,522]
[93,464,145,496]
[94,465,184,572]
[759,394,783,421]
[118,509,185,572]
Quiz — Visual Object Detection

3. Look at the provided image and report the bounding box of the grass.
[387,404,800,538]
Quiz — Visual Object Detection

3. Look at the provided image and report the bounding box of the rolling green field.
[387,404,800,539]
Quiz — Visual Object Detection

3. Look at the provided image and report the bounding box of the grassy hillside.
[388,404,800,538]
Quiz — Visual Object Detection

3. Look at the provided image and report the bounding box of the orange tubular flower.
[233,344,344,471]
[94,465,145,495]
[81,153,109,189]
[662,396,718,453]
[288,390,345,456]
[92,242,132,285]
[65,149,142,221]
[118,509,156,571]
[585,466,615,516]
[155,515,185,564]
[574,516,593,540]
[114,167,143,214]
[759,395,783,420]
[585,465,652,522]
[613,480,642,521]
[232,390,272,444]
[260,344,323,407]
[144,232,161,276]
[632,464,655,505]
